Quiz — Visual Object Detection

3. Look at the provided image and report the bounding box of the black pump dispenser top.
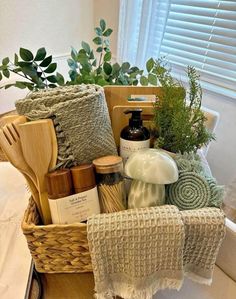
[125,109,143,128]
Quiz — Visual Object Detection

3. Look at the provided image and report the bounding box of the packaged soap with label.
[46,166,100,224]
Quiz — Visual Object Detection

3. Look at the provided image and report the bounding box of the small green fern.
[153,61,215,153]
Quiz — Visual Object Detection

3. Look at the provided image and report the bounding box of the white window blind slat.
[163,33,236,56]
[165,27,236,48]
[160,0,236,94]
[166,18,236,38]
[162,40,236,64]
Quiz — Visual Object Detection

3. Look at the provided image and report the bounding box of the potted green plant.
[151,60,214,154]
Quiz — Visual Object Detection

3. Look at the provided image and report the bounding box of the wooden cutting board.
[104,86,160,118]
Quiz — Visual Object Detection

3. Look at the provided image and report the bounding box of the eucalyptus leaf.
[148,73,157,85]
[2,69,10,78]
[17,61,32,68]
[121,62,130,73]
[39,56,52,67]
[104,39,110,47]
[104,52,111,62]
[46,75,57,83]
[100,19,106,31]
[96,47,103,53]
[44,63,57,73]
[79,49,86,55]
[2,57,9,65]
[112,63,120,74]
[68,58,78,69]
[15,81,27,89]
[93,37,102,45]
[71,47,78,61]
[69,69,78,81]
[20,48,34,61]
[103,28,113,37]
[21,66,38,80]
[34,48,47,61]
[56,72,65,85]
[140,76,149,86]
[103,62,112,75]
[0,72,2,80]
[77,53,89,65]
[95,27,103,36]
[146,58,155,72]
[82,41,91,54]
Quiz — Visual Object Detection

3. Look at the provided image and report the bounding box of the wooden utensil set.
[0,115,58,224]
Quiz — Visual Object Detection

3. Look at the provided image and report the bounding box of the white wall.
[0,0,94,113]
[202,92,236,185]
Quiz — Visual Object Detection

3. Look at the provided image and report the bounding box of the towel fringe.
[95,278,183,299]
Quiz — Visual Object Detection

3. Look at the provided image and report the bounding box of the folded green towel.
[166,153,224,210]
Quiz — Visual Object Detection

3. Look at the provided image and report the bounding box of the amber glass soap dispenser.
[120,109,150,163]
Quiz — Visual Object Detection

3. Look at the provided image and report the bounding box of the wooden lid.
[92,155,123,174]
[46,169,73,199]
[71,164,96,193]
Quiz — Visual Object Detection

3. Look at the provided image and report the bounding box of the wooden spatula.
[0,117,43,219]
[19,120,53,224]
[47,119,58,170]
[0,114,19,128]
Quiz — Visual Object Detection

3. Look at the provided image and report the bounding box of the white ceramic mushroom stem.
[128,180,165,209]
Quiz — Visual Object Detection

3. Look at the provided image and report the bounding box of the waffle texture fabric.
[87,206,225,299]
[15,84,117,168]
[181,207,225,284]
[166,153,224,210]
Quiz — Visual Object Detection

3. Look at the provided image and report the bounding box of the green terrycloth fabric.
[166,153,224,210]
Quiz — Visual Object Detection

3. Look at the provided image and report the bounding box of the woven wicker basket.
[22,197,92,273]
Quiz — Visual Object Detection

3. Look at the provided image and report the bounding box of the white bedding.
[0,162,32,299]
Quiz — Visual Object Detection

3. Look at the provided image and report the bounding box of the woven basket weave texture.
[22,198,92,273]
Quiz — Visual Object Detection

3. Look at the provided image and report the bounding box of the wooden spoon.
[0,117,43,218]
[19,120,53,224]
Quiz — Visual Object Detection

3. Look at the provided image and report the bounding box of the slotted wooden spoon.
[0,118,43,218]
[19,120,54,224]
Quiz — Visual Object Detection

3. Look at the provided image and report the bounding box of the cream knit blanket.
[87,206,225,299]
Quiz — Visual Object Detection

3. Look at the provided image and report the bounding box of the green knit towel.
[15,84,117,168]
[166,153,224,210]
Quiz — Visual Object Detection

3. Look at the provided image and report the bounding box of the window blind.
[160,0,236,94]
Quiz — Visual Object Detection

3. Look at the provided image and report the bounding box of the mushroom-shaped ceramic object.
[125,148,178,209]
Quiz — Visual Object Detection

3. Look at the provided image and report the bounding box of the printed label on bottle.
[120,138,150,164]
[49,187,100,224]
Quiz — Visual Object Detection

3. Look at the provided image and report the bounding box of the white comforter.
[0,162,32,299]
